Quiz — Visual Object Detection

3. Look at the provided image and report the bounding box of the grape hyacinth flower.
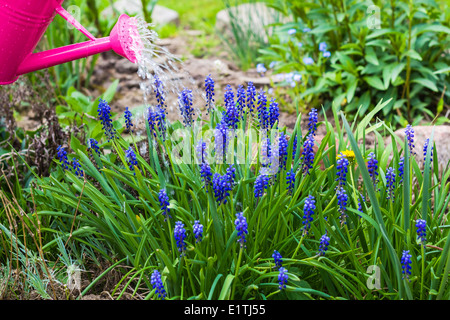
[287,168,296,194]
[236,84,246,120]
[88,138,101,156]
[405,124,415,155]
[56,145,70,171]
[193,220,204,243]
[301,133,315,174]
[214,119,229,163]
[302,195,316,233]
[254,174,270,198]
[308,108,318,135]
[272,250,283,269]
[158,189,171,220]
[196,139,207,164]
[386,167,396,201]
[147,107,158,139]
[278,267,288,290]
[200,162,213,190]
[125,147,138,174]
[261,137,272,168]
[153,75,166,112]
[235,212,248,248]
[278,133,289,170]
[358,194,365,217]
[323,51,331,58]
[336,152,349,186]
[415,219,426,245]
[246,82,257,114]
[336,186,348,223]
[398,156,405,183]
[98,99,116,141]
[423,138,433,165]
[257,89,269,131]
[151,270,167,300]
[205,74,215,114]
[179,88,195,127]
[124,107,133,132]
[401,250,412,281]
[292,135,298,160]
[72,158,83,177]
[303,57,314,65]
[212,167,235,204]
[224,85,239,129]
[268,98,279,129]
[318,232,330,256]
[367,152,379,190]
[174,221,187,255]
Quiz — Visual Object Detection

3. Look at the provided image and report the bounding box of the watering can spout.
[0,0,143,85]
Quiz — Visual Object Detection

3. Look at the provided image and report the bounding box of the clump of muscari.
[287,168,296,194]
[246,82,256,114]
[308,108,318,135]
[72,158,83,177]
[405,124,415,155]
[88,138,101,157]
[336,152,349,186]
[367,152,379,190]
[256,89,268,131]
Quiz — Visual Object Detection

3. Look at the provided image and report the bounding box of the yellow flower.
[337,150,356,163]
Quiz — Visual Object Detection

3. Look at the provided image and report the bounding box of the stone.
[386,125,450,175]
[215,2,291,42]
[102,1,179,26]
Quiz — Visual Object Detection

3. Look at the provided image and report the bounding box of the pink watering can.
[0,0,143,85]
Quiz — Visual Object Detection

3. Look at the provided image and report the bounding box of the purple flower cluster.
[57,145,70,171]
[301,133,315,174]
[405,124,415,155]
[336,186,348,223]
[257,89,269,131]
[302,195,316,232]
[205,74,215,114]
[174,221,187,254]
[124,107,133,132]
[212,166,235,204]
[236,85,246,119]
[193,220,204,243]
[386,167,396,201]
[88,138,101,156]
[268,98,279,129]
[151,270,167,300]
[246,82,257,114]
[318,232,330,256]
[287,168,296,193]
[254,173,270,198]
[308,108,318,135]
[272,250,283,269]
[278,267,288,290]
[336,153,349,186]
[72,158,83,177]
[235,212,248,248]
[158,189,171,220]
[367,152,379,190]
[125,147,138,174]
[415,219,426,245]
[401,250,412,280]
[179,88,195,127]
[98,99,116,141]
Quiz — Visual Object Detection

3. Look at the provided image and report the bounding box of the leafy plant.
[15,75,450,300]
[260,0,450,126]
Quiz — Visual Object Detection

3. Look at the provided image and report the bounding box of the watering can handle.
[55,6,97,41]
